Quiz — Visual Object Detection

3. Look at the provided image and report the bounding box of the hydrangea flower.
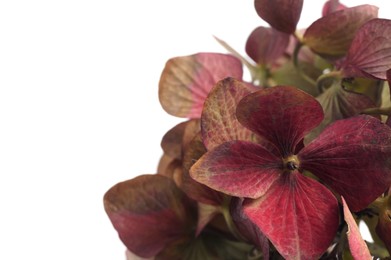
[190,83,391,259]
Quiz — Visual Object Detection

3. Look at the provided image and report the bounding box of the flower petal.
[245,26,290,65]
[303,5,378,58]
[230,197,270,259]
[322,0,346,17]
[236,86,324,156]
[201,77,256,151]
[243,172,339,260]
[306,80,378,143]
[181,133,225,205]
[376,194,391,253]
[342,196,372,259]
[299,115,391,212]
[103,174,195,258]
[190,140,282,199]
[159,53,243,118]
[254,0,303,34]
[340,18,391,80]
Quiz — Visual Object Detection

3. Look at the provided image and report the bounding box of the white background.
[0,1,389,259]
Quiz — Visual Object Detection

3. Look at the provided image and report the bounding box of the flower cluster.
[104,0,391,259]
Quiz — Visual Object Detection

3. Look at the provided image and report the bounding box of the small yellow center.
[283,155,300,172]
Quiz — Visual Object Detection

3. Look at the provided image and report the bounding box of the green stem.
[221,196,243,241]
[292,41,317,86]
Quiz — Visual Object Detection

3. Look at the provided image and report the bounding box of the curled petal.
[254,0,303,34]
[299,115,391,212]
[104,175,194,258]
[236,86,324,157]
[342,196,372,259]
[243,172,339,260]
[201,77,256,151]
[322,0,346,16]
[303,5,378,58]
[159,53,243,118]
[190,140,282,199]
[245,26,290,65]
[341,19,391,80]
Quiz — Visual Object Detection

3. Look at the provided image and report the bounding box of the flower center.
[283,155,300,172]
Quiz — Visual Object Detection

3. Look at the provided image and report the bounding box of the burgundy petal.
[236,86,324,157]
[201,77,256,151]
[190,140,282,199]
[303,5,378,58]
[104,175,195,258]
[342,197,372,259]
[243,172,339,259]
[245,26,290,65]
[254,0,303,34]
[159,53,243,118]
[340,19,391,80]
[299,115,391,212]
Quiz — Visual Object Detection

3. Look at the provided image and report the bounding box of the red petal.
[104,175,194,258]
[342,196,372,259]
[190,140,282,199]
[236,86,324,157]
[254,0,303,34]
[243,172,339,259]
[303,5,378,58]
[299,115,391,212]
[245,26,290,65]
[341,18,391,80]
[159,53,243,118]
[201,77,256,151]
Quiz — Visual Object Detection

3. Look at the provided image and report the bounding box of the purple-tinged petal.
[322,0,346,16]
[303,5,378,58]
[340,19,391,80]
[159,53,243,118]
[254,0,303,34]
[201,77,256,151]
[245,26,290,65]
[190,140,282,199]
[342,196,372,259]
[230,197,270,259]
[236,86,324,156]
[104,175,195,258]
[299,115,391,212]
[243,172,339,260]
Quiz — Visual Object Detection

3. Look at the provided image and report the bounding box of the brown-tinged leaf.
[159,53,243,118]
[303,5,378,58]
[104,174,195,258]
[245,26,290,65]
[342,196,372,259]
[254,0,303,34]
[201,77,256,151]
[341,19,391,80]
